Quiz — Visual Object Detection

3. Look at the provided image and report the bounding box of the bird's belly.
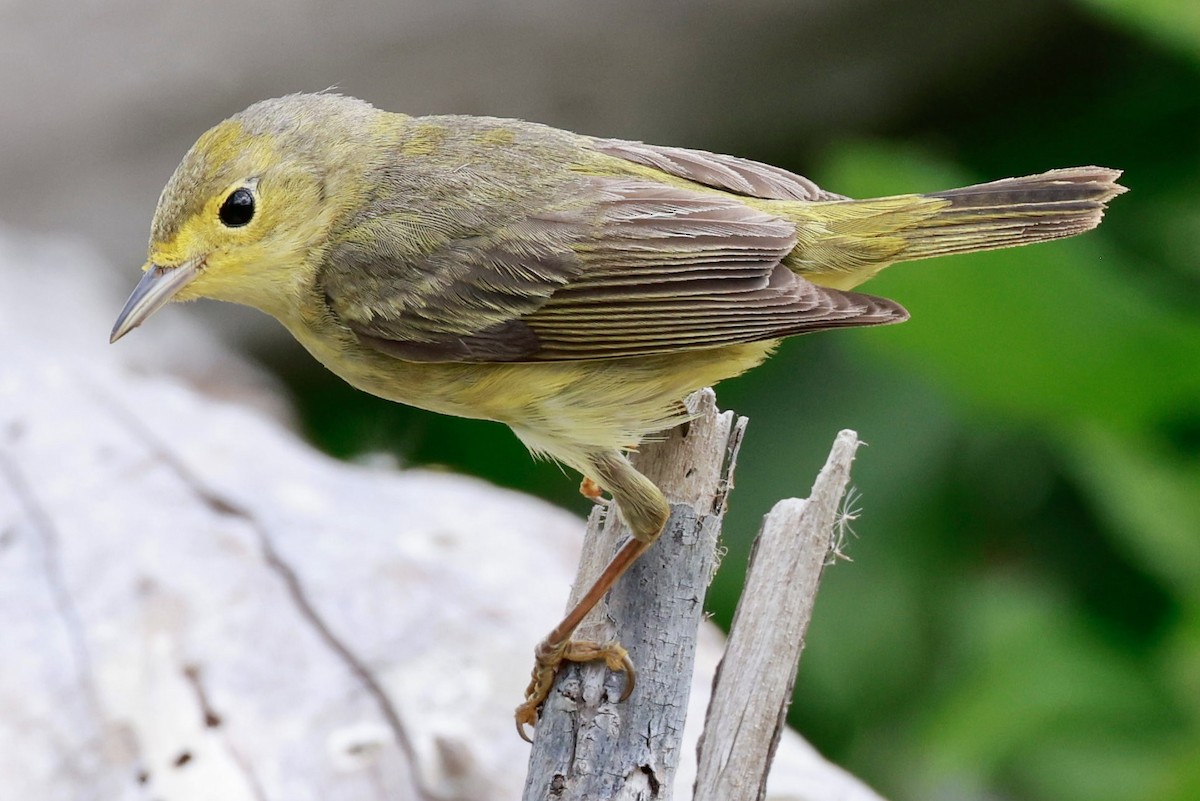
[288,318,775,460]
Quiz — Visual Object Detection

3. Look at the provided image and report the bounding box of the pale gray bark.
[522,391,745,800]
[694,431,862,801]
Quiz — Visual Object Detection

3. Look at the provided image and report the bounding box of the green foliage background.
[275,3,1199,799]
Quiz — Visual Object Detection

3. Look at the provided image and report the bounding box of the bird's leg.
[516,450,670,741]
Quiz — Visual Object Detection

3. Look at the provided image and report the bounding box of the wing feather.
[322,174,905,363]
[590,139,846,202]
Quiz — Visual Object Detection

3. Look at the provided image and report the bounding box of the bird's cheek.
[176,265,227,302]
[182,257,273,307]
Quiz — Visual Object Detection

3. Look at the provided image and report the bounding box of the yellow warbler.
[110,93,1125,739]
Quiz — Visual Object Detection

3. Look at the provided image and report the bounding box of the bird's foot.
[515,638,635,742]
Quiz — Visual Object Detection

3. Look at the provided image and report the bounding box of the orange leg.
[516,451,669,742]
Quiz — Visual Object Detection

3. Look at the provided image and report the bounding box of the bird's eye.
[219,187,255,227]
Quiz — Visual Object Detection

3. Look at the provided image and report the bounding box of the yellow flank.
[272,289,776,473]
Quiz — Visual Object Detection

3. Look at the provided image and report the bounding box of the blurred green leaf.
[1075,0,1200,61]
[1155,610,1200,801]
[913,575,1178,801]
[1015,739,1171,801]
[1062,425,1200,604]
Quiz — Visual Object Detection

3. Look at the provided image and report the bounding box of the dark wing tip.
[782,287,910,335]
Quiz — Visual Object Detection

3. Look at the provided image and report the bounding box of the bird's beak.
[110,258,202,343]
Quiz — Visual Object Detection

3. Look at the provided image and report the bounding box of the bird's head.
[111,93,377,342]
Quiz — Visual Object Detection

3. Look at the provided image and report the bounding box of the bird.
[109,92,1125,740]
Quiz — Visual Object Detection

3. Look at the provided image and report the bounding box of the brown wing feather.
[590,139,847,201]
[326,175,906,363]
[523,181,904,358]
[322,210,586,356]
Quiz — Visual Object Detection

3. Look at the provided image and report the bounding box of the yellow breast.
[280,302,774,472]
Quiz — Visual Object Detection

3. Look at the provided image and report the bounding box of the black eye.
[219,188,255,227]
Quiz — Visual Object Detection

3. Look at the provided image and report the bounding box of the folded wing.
[321,175,906,363]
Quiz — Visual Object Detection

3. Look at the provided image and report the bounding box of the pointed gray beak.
[110,259,202,343]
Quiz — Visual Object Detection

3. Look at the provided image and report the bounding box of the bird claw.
[514,639,635,742]
[515,705,539,743]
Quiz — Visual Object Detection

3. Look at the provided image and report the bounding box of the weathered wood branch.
[695,430,861,801]
[521,411,880,801]
[523,391,745,799]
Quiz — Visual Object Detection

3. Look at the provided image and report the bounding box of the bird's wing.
[320,176,905,363]
[590,138,848,201]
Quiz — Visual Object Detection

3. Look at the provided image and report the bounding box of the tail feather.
[899,166,1126,262]
[786,166,1125,290]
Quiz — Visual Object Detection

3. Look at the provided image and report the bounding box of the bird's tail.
[788,167,1126,290]
[900,167,1126,261]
